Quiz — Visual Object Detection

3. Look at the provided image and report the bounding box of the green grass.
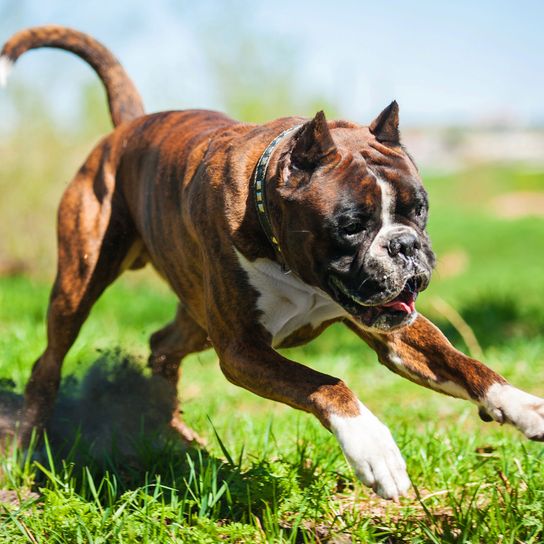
[0,163,543,542]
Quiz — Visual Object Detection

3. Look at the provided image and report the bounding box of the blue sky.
[1,0,544,126]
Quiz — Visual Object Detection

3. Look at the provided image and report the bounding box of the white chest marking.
[236,250,347,346]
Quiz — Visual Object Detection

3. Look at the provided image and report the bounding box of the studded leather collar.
[252,124,302,266]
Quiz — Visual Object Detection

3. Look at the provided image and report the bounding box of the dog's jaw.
[0,56,13,88]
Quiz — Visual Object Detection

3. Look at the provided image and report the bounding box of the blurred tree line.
[0,2,336,276]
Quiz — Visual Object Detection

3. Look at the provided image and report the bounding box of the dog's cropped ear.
[369,101,400,144]
[291,111,338,170]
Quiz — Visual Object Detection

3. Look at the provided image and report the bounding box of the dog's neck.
[252,124,302,271]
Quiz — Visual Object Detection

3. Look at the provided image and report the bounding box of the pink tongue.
[382,297,416,314]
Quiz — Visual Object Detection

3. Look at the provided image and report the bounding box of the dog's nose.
[387,232,419,258]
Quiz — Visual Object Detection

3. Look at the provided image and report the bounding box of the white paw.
[483,384,544,441]
[329,401,411,500]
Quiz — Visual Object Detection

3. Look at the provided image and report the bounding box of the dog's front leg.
[348,315,544,441]
[212,335,410,499]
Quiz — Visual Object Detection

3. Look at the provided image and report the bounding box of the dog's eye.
[410,203,427,220]
[341,221,365,236]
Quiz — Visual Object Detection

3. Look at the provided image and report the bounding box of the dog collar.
[253,124,302,266]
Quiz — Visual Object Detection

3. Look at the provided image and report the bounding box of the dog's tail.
[0,25,145,127]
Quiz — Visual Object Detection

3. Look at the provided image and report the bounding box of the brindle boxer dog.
[2,26,543,500]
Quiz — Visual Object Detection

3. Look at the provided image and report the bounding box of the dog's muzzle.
[327,229,432,330]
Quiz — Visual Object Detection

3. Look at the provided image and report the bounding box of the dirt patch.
[0,387,21,439]
[332,487,454,522]
[0,489,39,508]
[0,352,187,461]
[491,191,544,219]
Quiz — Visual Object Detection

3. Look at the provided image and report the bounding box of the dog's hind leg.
[148,304,210,445]
[20,139,136,446]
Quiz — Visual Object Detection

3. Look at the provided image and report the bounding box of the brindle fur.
[2,26,511,445]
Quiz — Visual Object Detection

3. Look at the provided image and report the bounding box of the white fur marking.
[329,400,411,499]
[236,250,347,346]
[376,176,395,227]
[368,174,412,258]
[0,56,13,88]
[436,380,471,400]
[388,351,470,399]
[483,383,544,439]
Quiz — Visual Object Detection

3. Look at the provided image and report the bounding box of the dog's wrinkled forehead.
[279,104,428,225]
[324,125,427,216]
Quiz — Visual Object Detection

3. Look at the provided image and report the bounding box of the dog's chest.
[236,251,347,347]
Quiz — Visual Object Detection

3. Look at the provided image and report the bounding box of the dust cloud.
[0,352,186,460]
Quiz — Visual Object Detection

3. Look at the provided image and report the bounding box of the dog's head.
[270,102,435,331]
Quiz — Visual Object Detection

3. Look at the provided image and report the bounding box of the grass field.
[0,160,543,542]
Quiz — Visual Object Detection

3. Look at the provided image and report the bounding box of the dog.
[1,25,543,500]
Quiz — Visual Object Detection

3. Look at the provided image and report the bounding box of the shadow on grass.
[0,352,296,523]
[435,294,543,350]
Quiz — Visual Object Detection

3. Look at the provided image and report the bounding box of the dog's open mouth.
[328,275,420,326]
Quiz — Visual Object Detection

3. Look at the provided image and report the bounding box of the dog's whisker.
[357,277,370,291]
